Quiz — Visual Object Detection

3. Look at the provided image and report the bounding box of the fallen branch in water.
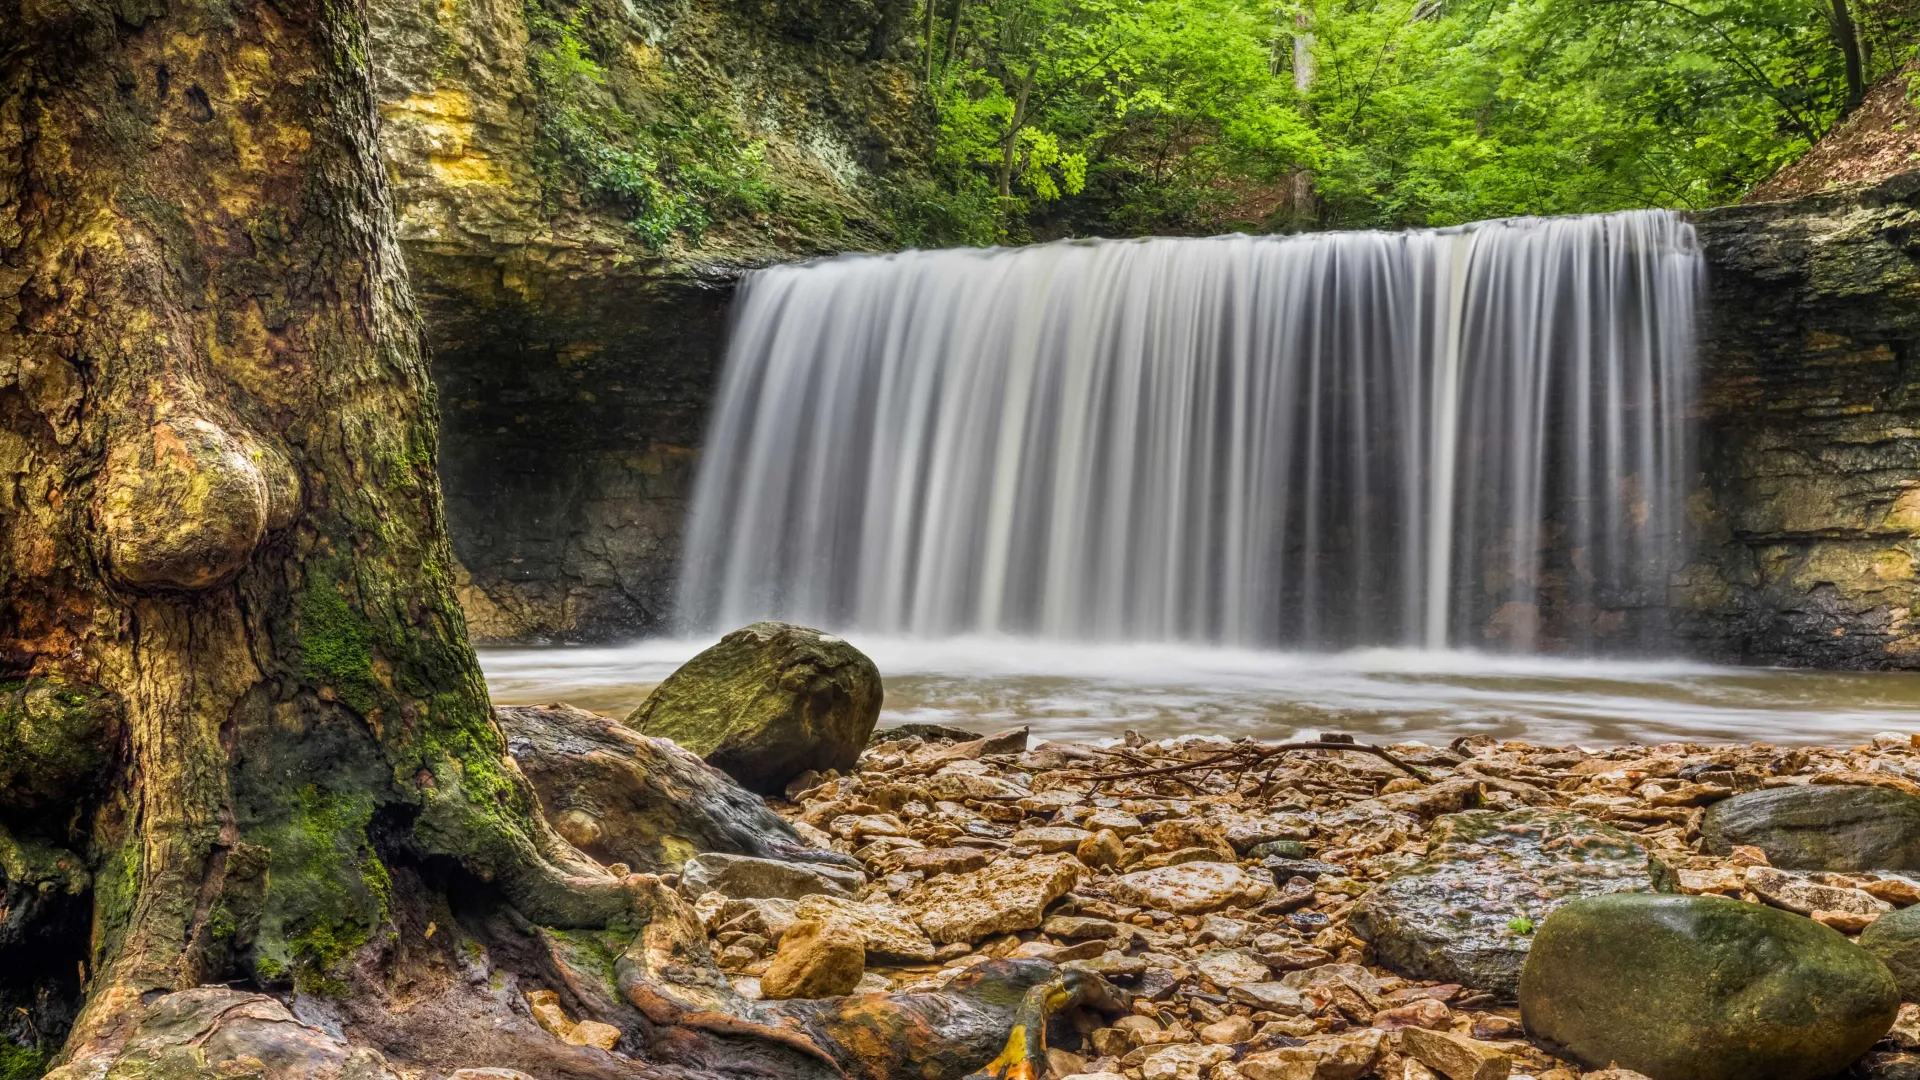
[1068,739,1434,784]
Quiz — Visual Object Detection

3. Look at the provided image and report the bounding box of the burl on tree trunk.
[0,3,1113,1078]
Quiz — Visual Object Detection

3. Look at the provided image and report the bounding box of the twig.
[1069,740,1433,784]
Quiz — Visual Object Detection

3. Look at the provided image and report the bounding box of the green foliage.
[904,0,1920,238]
[1508,915,1537,934]
[525,1,779,247]
[0,1041,47,1080]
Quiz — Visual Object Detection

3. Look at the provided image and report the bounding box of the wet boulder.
[1862,904,1920,1000]
[627,623,883,795]
[1702,785,1920,871]
[498,702,854,873]
[1519,893,1899,1080]
[1349,809,1659,997]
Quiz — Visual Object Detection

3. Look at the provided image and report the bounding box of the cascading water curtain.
[678,211,1702,653]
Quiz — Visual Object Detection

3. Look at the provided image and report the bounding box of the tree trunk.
[997,66,1038,199]
[0,0,646,1072]
[0,6,1109,1079]
[1831,0,1868,117]
[1289,9,1317,229]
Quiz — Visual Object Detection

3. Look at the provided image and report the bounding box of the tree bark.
[0,0,629,1071]
[1831,0,1868,117]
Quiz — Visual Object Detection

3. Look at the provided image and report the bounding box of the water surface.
[480,637,1920,747]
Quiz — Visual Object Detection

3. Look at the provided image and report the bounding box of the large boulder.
[627,623,883,795]
[1519,893,1898,1080]
[1349,809,1658,997]
[498,702,855,873]
[1862,903,1920,1000]
[1702,785,1920,871]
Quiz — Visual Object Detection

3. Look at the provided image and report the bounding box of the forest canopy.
[887,0,1920,241]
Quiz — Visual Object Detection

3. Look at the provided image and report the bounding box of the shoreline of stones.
[684,722,1920,1080]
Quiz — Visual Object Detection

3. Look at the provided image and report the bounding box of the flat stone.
[1400,1027,1510,1080]
[1043,914,1126,939]
[680,852,864,901]
[1012,826,1094,853]
[1862,904,1920,1000]
[1238,1029,1384,1080]
[1349,809,1658,997]
[761,917,866,999]
[794,895,938,961]
[1703,785,1920,871]
[1111,862,1272,914]
[1141,1044,1233,1080]
[902,851,1084,943]
[1519,893,1899,1080]
[902,847,996,876]
[1193,949,1272,987]
[1226,982,1310,1015]
[1260,857,1345,881]
[1746,865,1888,916]
[1084,808,1145,836]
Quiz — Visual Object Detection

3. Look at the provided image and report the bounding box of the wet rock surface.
[1350,809,1660,997]
[627,623,883,794]
[498,701,841,873]
[1519,893,1899,1080]
[1702,784,1920,870]
[1863,905,1920,1000]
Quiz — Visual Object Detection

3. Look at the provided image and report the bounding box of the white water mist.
[678,211,1701,652]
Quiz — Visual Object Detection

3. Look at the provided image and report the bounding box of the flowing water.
[481,211,1920,745]
[479,638,1920,747]
[678,211,1698,652]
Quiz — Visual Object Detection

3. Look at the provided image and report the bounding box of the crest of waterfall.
[678,211,1702,652]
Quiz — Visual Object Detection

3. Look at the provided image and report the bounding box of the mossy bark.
[0,0,627,1070]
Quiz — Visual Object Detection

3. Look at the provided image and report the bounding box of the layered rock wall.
[370,0,925,640]
[1681,173,1920,667]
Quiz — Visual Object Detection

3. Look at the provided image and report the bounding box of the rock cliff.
[1682,172,1920,667]
[369,0,927,640]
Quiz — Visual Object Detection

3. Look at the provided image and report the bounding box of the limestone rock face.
[1519,893,1899,1080]
[497,702,849,873]
[1349,809,1658,997]
[760,918,867,999]
[1703,785,1920,870]
[367,0,929,645]
[626,624,883,794]
[1681,175,1920,669]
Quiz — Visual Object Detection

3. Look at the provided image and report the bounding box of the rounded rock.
[1860,903,1920,1001]
[760,917,866,999]
[627,622,882,795]
[1702,785,1920,871]
[1519,893,1898,1080]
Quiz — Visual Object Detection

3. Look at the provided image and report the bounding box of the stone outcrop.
[1681,173,1920,667]
[368,0,930,641]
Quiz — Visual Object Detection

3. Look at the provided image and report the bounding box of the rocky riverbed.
[674,718,1920,1080]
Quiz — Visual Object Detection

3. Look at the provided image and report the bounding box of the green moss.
[0,678,117,808]
[90,840,143,969]
[249,784,391,994]
[0,1041,47,1080]
[298,570,380,716]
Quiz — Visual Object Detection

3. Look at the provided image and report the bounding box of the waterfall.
[678,211,1701,652]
